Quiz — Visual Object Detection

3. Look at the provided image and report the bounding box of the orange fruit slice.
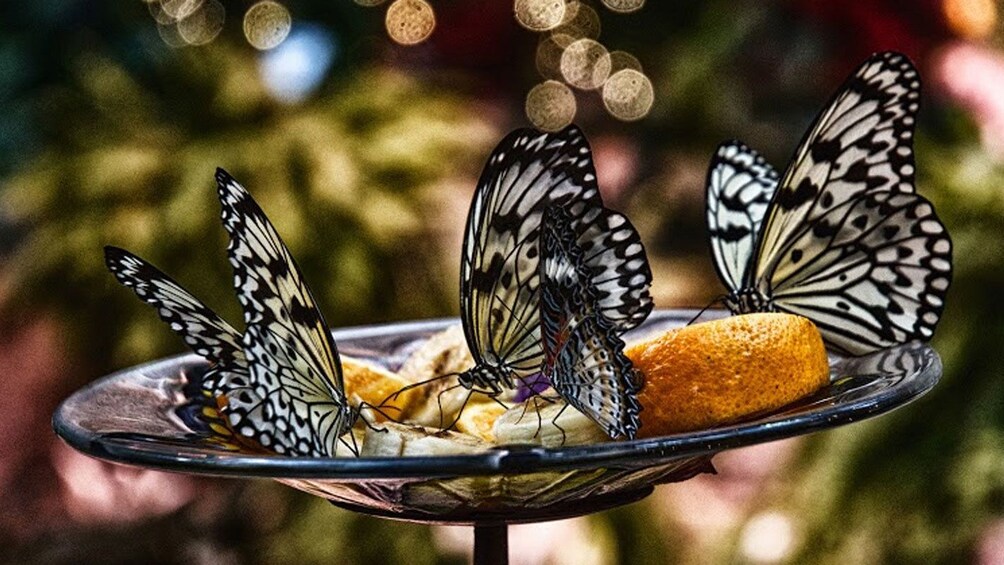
[626,313,830,437]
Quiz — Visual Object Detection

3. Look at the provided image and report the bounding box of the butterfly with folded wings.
[705,51,953,355]
[539,205,644,440]
[105,169,357,456]
[458,125,653,397]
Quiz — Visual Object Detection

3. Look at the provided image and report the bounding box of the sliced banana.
[454,401,508,442]
[361,420,491,457]
[493,398,610,448]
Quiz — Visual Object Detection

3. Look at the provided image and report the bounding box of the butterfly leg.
[550,402,571,446]
[440,388,475,432]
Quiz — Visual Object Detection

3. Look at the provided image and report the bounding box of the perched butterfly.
[539,205,644,440]
[705,51,953,355]
[104,169,358,456]
[459,125,653,396]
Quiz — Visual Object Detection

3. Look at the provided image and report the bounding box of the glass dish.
[53,310,941,525]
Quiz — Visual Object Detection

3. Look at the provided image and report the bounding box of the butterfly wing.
[705,141,779,292]
[755,51,921,283]
[461,126,603,378]
[215,168,352,456]
[565,202,654,331]
[103,246,265,424]
[768,191,952,355]
[104,246,246,370]
[540,206,643,440]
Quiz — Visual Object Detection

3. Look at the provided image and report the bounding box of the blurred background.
[2,0,1004,563]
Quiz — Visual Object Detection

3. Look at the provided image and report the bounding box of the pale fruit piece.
[626,313,830,437]
[341,355,423,421]
[455,401,508,442]
[493,398,609,448]
[360,421,491,457]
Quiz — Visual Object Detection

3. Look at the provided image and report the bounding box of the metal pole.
[473,523,508,565]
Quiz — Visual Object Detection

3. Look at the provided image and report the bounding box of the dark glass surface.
[52,310,941,523]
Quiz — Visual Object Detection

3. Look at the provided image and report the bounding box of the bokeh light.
[259,24,338,104]
[160,0,203,21]
[385,0,436,45]
[353,0,387,6]
[601,0,645,14]
[609,50,642,73]
[525,80,577,132]
[244,1,292,51]
[601,68,654,120]
[943,0,998,39]
[739,511,795,563]
[560,38,611,90]
[553,1,601,46]
[535,33,573,80]
[514,0,567,32]
[177,0,225,46]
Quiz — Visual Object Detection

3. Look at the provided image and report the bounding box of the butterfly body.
[457,364,513,396]
[705,52,952,355]
[724,287,773,315]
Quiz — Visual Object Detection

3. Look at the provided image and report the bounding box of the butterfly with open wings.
[705,51,953,355]
[105,169,357,456]
[458,125,653,398]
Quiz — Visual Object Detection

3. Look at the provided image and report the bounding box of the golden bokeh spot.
[525,80,577,132]
[514,0,566,32]
[536,33,573,80]
[385,0,436,45]
[243,1,292,51]
[560,38,611,90]
[600,0,645,13]
[602,69,654,121]
[161,0,204,20]
[609,50,642,73]
[943,0,997,39]
[553,1,600,45]
[178,0,225,46]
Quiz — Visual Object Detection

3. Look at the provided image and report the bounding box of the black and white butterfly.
[705,51,953,355]
[539,205,644,440]
[458,125,653,396]
[105,169,357,457]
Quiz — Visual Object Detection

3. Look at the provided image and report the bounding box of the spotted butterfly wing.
[103,246,264,439]
[564,202,654,331]
[766,190,951,353]
[706,52,952,355]
[705,141,779,293]
[104,246,246,371]
[755,51,921,280]
[540,206,643,440]
[460,126,604,386]
[216,168,355,456]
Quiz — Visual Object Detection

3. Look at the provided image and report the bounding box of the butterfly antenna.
[376,371,461,409]
[356,401,400,428]
[687,295,726,326]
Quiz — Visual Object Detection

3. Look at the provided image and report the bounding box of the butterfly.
[458,125,653,396]
[539,205,644,440]
[705,51,953,355]
[105,168,357,456]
